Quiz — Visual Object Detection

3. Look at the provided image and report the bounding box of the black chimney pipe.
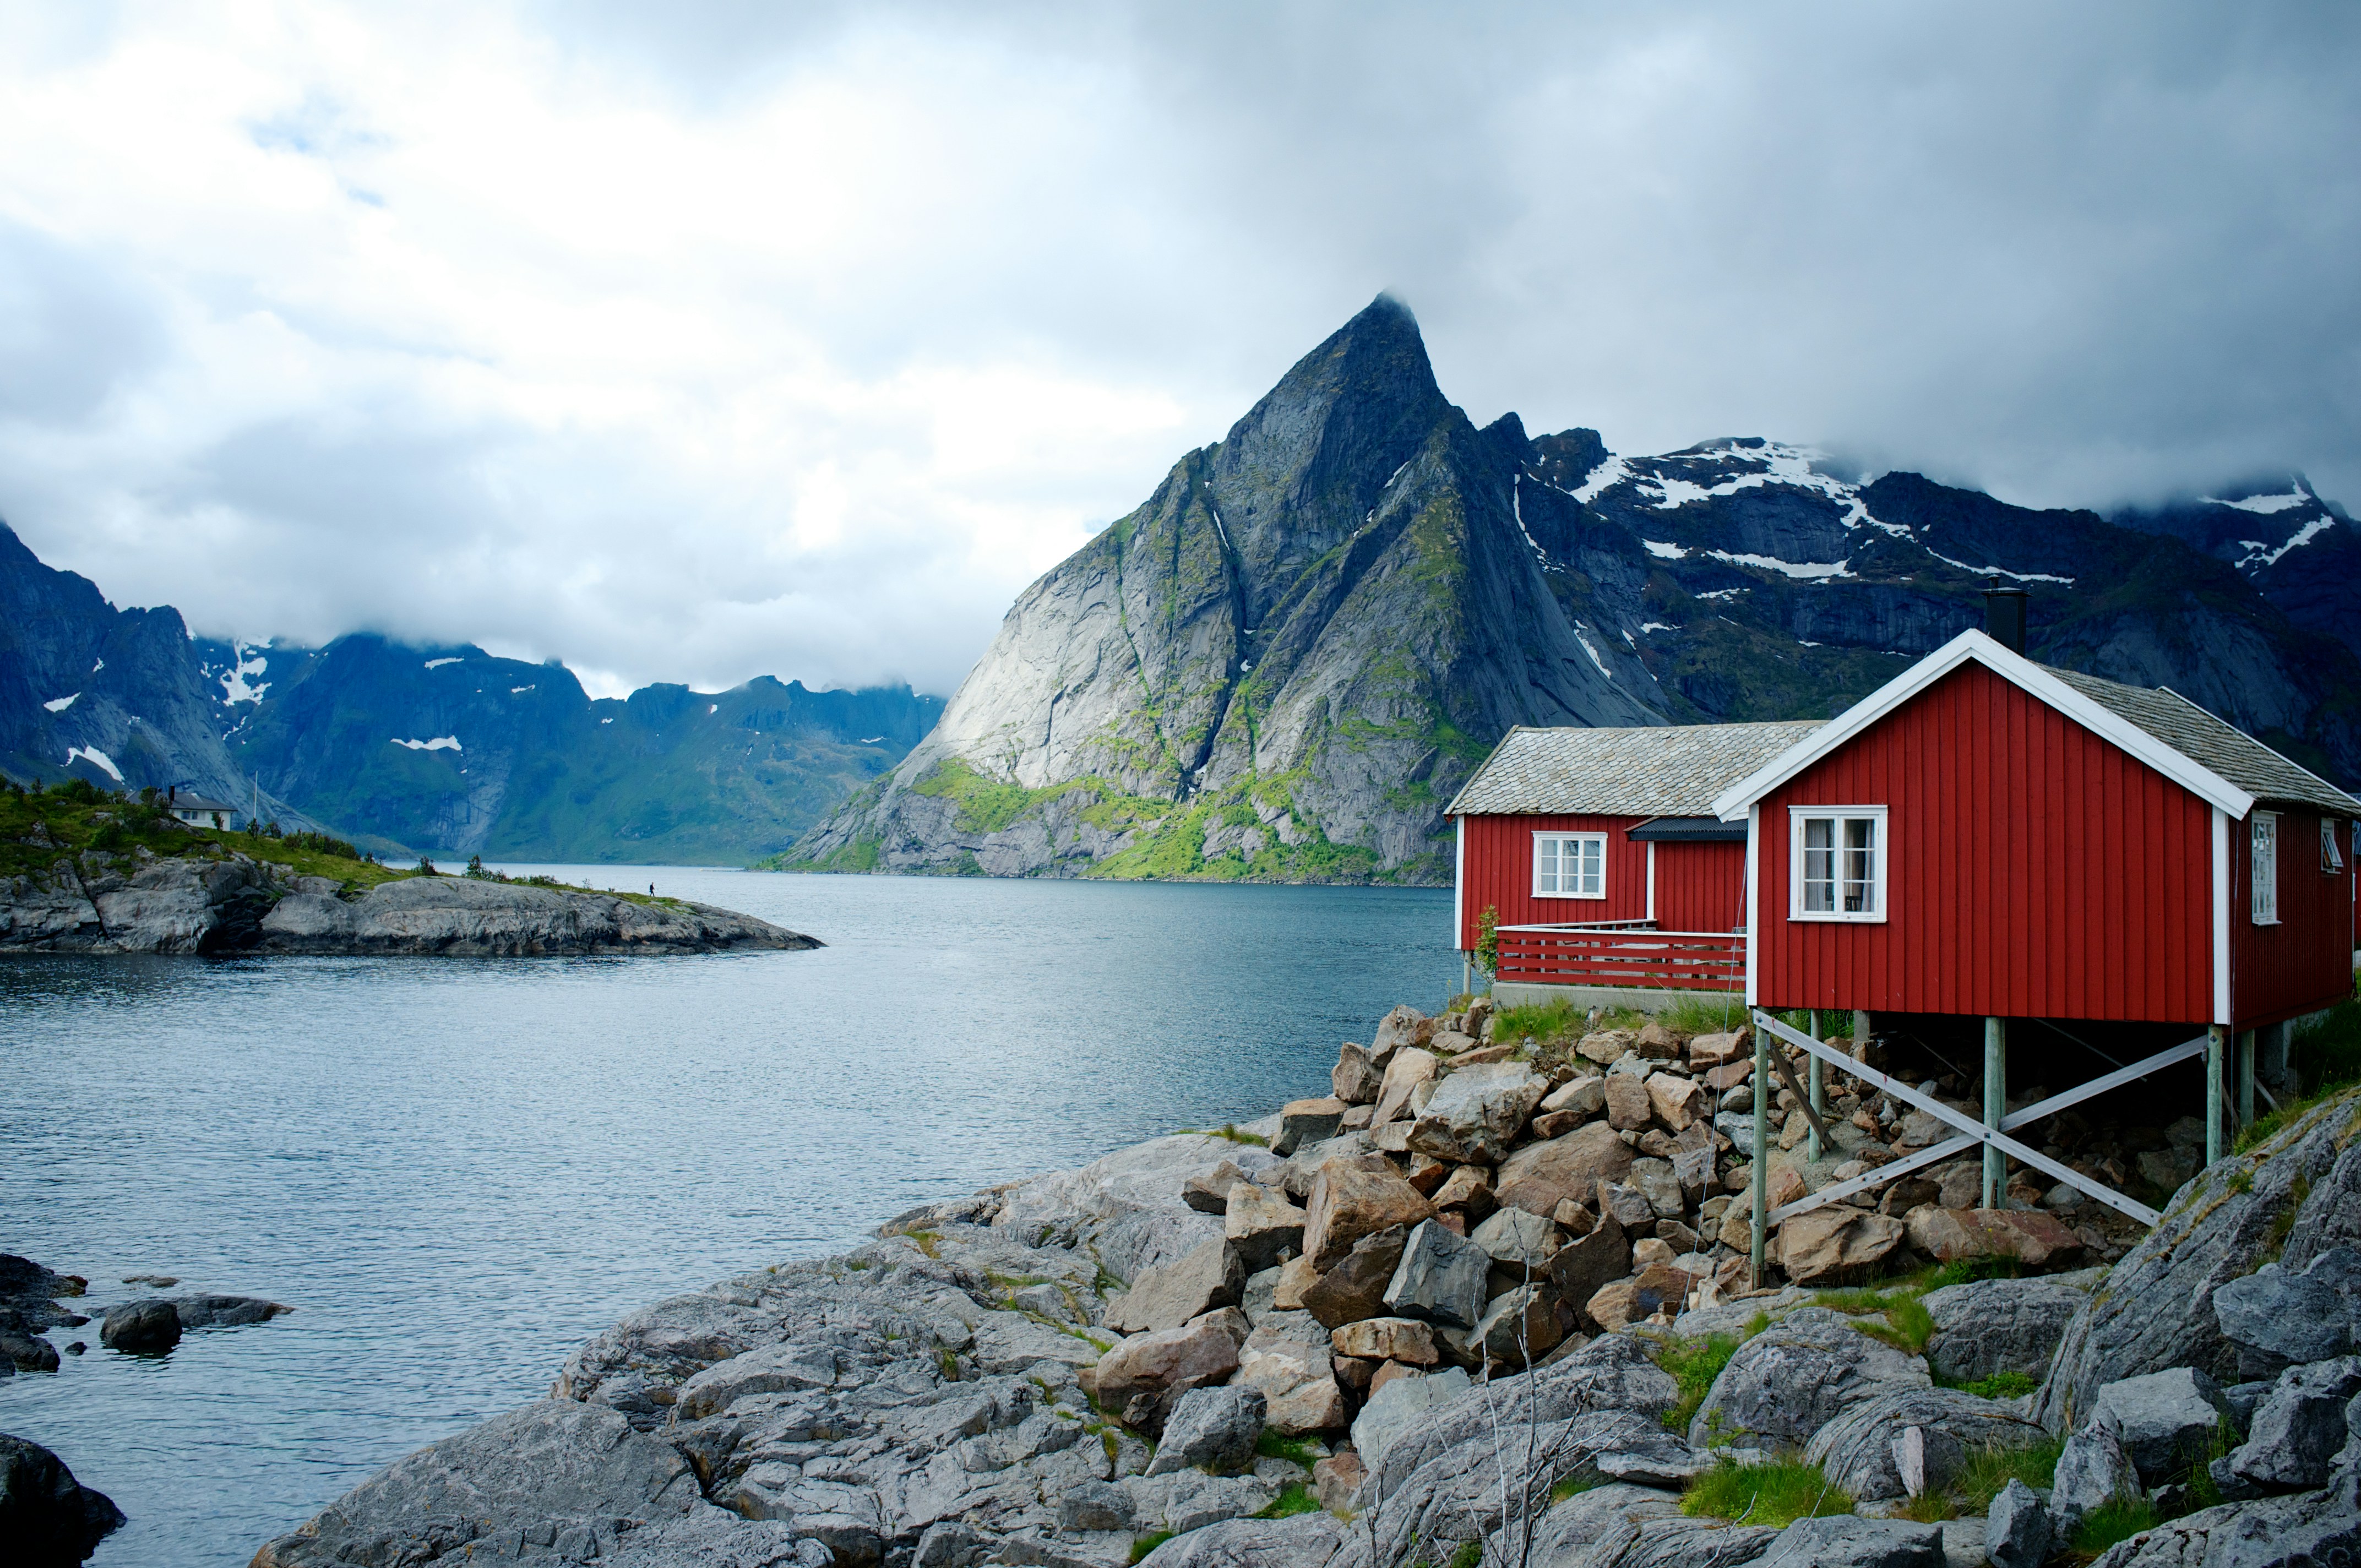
[1984,579,2029,655]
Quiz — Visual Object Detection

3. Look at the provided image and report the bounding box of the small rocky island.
[0,781,815,957]
[246,1000,2361,1568]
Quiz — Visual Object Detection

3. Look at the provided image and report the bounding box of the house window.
[1791,807,1887,922]
[2325,818,2346,874]
[1533,832,1606,898]
[2252,812,2278,924]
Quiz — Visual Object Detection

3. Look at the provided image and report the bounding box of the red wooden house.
[1710,626,2359,1035]
[1445,721,1824,999]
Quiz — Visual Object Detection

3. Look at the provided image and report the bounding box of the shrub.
[1680,1457,1853,1527]
[1955,1370,2038,1400]
[1475,905,1500,979]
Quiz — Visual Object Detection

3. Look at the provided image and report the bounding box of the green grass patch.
[1549,1472,1604,1505]
[1657,1332,1743,1434]
[1256,1429,1325,1468]
[1956,1438,2063,1514]
[1254,1482,1324,1520]
[2068,1495,2158,1558]
[2238,989,2361,1153]
[1445,1541,1482,1568]
[1851,1296,1935,1356]
[1129,1531,1174,1563]
[1680,1457,1854,1528]
[1946,1370,2039,1400]
[1922,1255,2024,1291]
[1894,1491,1956,1523]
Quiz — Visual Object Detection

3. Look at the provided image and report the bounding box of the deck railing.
[1494,921,1746,992]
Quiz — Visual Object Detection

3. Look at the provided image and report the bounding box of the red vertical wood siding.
[1456,813,1649,949]
[1653,841,1749,933]
[1754,662,2216,1023]
[2229,805,2358,1025]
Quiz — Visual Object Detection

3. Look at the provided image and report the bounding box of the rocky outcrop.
[2038,1090,2361,1429]
[0,1434,125,1567]
[0,853,816,956]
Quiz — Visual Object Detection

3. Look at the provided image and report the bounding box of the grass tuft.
[1656,1333,1742,1433]
[1549,1472,1603,1505]
[1256,1429,1325,1468]
[1680,1457,1854,1528]
[2069,1495,2159,1557]
[1894,1491,1956,1523]
[1852,1296,1935,1356]
[1949,1370,2039,1401]
[1956,1438,2063,1514]
[1254,1482,1324,1520]
[1446,1541,1482,1568]
[1129,1531,1174,1564]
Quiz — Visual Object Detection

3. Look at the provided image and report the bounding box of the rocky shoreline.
[0,852,817,957]
[224,999,2361,1568]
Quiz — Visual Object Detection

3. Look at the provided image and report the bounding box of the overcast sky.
[1,3,2354,699]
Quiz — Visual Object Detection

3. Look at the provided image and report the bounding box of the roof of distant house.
[1447,720,1828,817]
[169,796,240,813]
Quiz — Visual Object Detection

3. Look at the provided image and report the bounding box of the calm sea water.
[0,870,1454,1567]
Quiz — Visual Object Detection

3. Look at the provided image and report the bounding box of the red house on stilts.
[1452,588,2359,1234]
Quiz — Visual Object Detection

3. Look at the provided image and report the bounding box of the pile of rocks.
[246,1005,2361,1568]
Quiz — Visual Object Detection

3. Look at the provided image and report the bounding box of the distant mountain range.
[0,524,942,863]
[790,295,2361,884]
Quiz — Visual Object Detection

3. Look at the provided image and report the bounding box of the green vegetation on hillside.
[1,777,686,907]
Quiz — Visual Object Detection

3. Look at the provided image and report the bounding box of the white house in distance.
[165,789,240,829]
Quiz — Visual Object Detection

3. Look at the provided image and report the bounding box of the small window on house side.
[1791,807,1887,922]
[1533,832,1606,898]
[2325,818,2345,874]
[2252,812,2278,924]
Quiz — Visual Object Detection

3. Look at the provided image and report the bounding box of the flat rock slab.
[1802,1385,2048,1500]
[1758,1514,1944,1568]
[1922,1271,2096,1384]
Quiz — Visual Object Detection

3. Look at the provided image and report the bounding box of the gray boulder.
[2082,1467,2361,1567]
[1801,1386,2048,1500]
[1123,1467,1279,1535]
[1224,1185,1308,1274]
[1107,1239,1246,1335]
[2051,1423,2141,1528]
[1469,1207,1560,1270]
[98,1299,180,1353]
[0,1434,124,1565]
[1985,1477,2050,1568]
[1757,1514,1943,1567]
[2040,1091,2361,1430]
[167,1293,290,1328]
[1056,1479,1134,1531]
[1383,1222,1489,1330]
[1348,1366,1472,1466]
[2092,1365,2226,1482]
[1146,1386,1267,1477]
[250,1398,719,1567]
[2216,1355,2361,1495]
[1406,1063,1545,1164]
[2211,1246,2361,1376]
[1921,1270,2096,1384]
[1686,1307,1929,1450]
[1137,1511,1343,1568]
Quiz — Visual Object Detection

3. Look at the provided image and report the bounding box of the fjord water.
[0,872,1453,1566]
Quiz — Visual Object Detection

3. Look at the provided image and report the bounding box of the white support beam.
[1753,1010,2183,1227]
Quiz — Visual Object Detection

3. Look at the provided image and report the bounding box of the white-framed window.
[1533,831,1606,898]
[1789,806,1888,921]
[2252,812,2278,924]
[2324,818,2345,874]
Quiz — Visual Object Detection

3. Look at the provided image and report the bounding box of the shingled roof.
[1447,720,1827,817]
[2047,667,2361,817]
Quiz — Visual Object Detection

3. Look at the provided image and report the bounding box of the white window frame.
[1532,831,1607,900]
[1789,805,1889,923]
[2252,811,2279,925]
[2324,818,2344,875]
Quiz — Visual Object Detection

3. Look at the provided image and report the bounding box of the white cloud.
[0,2,2354,697]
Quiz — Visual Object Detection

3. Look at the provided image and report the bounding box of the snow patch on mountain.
[65,745,122,781]
[43,693,77,712]
[391,736,461,752]
[220,641,270,705]
[1705,549,1850,580]
[2237,516,2335,568]
[2208,491,2310,515]
[423,657,461,670]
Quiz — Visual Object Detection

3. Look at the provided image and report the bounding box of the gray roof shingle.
[2046,666,2361,816]
[1448,721,1827,817]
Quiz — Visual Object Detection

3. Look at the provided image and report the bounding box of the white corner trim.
[1708,629,2257,821]
[1646,841,1657,923]
[1454,815,1466,950]
[1745,804,1760,1005]
[2211,806,2232,1025]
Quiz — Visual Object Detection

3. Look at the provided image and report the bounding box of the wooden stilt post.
[1853,1009,1872,1052]
[1807,1010,1824,1162]
[2238,1029,2256,1130]
[1983,1017,2007,1209]
[2207,1025,2228,1166]
[1750,1022,1770,1288]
